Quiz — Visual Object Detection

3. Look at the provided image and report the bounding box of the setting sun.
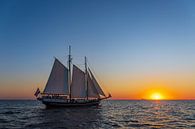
[150,93,164,100]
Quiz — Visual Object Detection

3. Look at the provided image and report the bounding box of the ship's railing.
[41,93,99,100]
[41,93,68,100]
[41,94,99,103]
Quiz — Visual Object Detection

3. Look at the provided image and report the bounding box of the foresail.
[87,73,99,98]
[43,58,69,94]
[88,68,106,96]
[71,65,86,98]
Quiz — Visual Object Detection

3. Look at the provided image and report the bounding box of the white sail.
[87,73,100,98]
[71,65,86,98]
[43,58,69,94]
[88,68,106,96]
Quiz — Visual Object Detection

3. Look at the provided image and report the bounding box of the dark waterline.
[0,100,195,129]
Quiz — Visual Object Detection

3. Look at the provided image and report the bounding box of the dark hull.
[42,100,100,108]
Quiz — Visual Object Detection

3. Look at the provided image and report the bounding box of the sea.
[0,100,195,129]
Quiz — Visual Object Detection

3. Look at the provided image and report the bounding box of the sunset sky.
[0,0,195,100]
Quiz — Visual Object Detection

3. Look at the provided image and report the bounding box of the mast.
[85,56,88,100]
[68,46,72,99]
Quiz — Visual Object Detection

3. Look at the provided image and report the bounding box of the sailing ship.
[35,46,111,107]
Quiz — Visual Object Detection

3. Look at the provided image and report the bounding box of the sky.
[0,0,195,99]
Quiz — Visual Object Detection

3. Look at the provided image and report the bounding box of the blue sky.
[0,0,195,99]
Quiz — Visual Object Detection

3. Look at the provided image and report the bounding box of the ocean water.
[0,100,195,129]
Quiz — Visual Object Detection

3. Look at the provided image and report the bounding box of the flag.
[108,93,112,97]
[34,88,40,97]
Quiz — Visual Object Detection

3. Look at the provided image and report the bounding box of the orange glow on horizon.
[141,89,171,100]
[150,92,164,100]
[1,73,195,100]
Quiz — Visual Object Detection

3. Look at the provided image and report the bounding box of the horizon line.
[0,98,194,101]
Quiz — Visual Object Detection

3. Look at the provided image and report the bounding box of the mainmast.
[85,56,88,100]
[68,46,72,99]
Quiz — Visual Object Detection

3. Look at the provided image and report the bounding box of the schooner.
[35,46,111,107]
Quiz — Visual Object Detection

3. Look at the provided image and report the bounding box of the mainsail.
[88,68,106,96]
[43,58,69,94]
[71,65,86,98]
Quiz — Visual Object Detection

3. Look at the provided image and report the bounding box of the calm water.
[0,100,195,129]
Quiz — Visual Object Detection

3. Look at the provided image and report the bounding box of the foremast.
[85,56,88,100]
[68,46,72,100]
